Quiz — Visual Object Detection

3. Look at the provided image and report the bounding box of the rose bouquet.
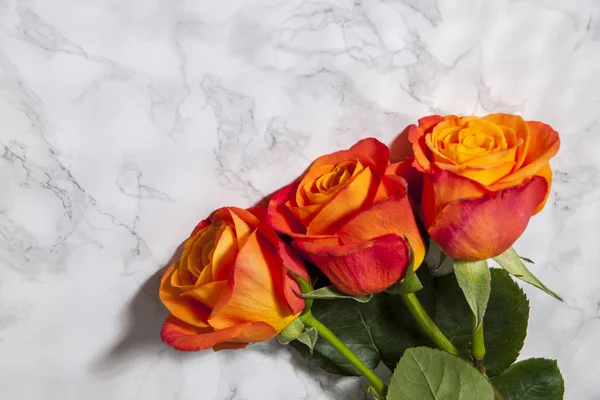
[158,114,563,399]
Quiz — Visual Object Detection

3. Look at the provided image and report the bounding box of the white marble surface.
[1,0,599,399]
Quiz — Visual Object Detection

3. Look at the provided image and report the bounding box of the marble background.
[1,0,599,399]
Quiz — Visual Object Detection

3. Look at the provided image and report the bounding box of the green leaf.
[386,266,423,295]
[387,347,495,400]
[454,259,491,330]
[491,358,565,400]
[291,267,435,376]
[434,269,529,376]
[493,247,562,301]
[298,285,372,303]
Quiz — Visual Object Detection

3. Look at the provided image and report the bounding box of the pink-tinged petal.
[338,193,426,269]
[421,170,491,229]
[159,264,211,328]
[293,234,410,296]
[161,315,276,351]
[267,182,306,235]
[428,176,548,261]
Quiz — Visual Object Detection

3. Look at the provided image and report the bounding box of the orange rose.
[406,114,560,260]
[267,138,425,296]
[159,207,309,351]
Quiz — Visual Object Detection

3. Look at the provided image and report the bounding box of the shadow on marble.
[90,242,209,375]
[279,342,374,400]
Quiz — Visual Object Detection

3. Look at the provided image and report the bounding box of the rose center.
[187,222,225,279]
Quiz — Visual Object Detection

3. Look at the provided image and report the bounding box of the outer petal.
[385,157,424,204]
[209,231,298,332]
[293,234,410,296]
[408,124,432,172]
[429,176,548,260]
[161,314,276,351]
[533,163,552,214]
[277,238,309,315]
[255,223,310,315]
[338,193,426,269]
[421,170,491,229]
[498,121,560,185]
[267,182,306,235]
[419,115,445,132]
[191,218,211,236]
[159,263,211,328]
[300,138,390,180]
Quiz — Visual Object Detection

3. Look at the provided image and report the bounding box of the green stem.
[300,311,387,396]
[400,293,459,356]
[472,315,486,373]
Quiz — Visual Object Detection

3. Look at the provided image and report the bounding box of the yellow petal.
[182,280,228,309]
[211,225,238,281]
[209,231,296,331]
[307,166,376,234]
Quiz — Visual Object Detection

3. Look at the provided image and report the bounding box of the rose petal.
[421,170,491,229]
[159,263,211,328]
[293,234,410,296]
[191,218,211,236]
[307,165,377,234]
[498,121,560,185]
[419,115,445,132]
[483,114,530,171]
[212,342,249,351]
[276,238,310,315]
[208,231,298,332]
[302,138,390,179]
[267,182,307,235]
[210,225,238,281]
[161,314,276,351]
[182,280,228,309]
[385,157,424,204]
[428,176,548,260]
[533,163,552,214]
[460,160,516,186]
[409,124,433,172]
[338,193,426,269]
